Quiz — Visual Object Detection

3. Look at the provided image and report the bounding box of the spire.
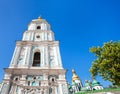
[37,16,43,21]
[34,16,47,23]
[72,69,79,81]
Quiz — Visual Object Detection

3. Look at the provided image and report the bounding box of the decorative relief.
[49,47,56,66]
[1,83,9,94]
[24,88,41,94]
[26,75,43,86]
[18,47,27,65]
[27,75,43,81]
[62,84,68,94]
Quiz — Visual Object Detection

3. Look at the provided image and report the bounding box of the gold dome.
[38,16,42,19]
[72,69,79,81]
[35,16,47,23]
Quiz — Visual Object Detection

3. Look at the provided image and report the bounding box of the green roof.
[92,79,101,86]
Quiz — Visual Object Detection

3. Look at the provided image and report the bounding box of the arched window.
[32,81,36,86]
[37,26,41,29]
[32,52,40,67]
[28,81,30,86]
[15,78,18,81]
[52,78,54,82]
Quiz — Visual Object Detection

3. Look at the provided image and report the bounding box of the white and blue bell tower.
[0,17,69,94]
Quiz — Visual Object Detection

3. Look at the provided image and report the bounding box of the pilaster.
[42,45,49,68]
[55,86,58,94]
[59,84,63,94]
[56,45,63,67]
[26,44,32,67]
[20,75,27,86]
[10,44,22,67]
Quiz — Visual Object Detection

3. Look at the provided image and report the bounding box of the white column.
[10,47,17,65]
[41,46,44,67]
[20,75,27,86]
[45,32,47,40]
[56,45,62,67]
[10,84,17,94]
[20,88,25,94]
[53,46,58,68]
[44,32,46,40]
[0,82,4,91]
[18,87,23,94]
[59,84,63,94]
[44,88,48,94]
[10,44,22,67]
[42,33,44,41]
[45,45,49,67]
[31,32,34,41]
[42,45,48,67]
[55,86,58,94]
[22,47,28,66]
[45,24,47,30]
[43,73,48,80]
[22,32,26,40]
[1,82,11,94]
[26,44,32,67]
[49,32,53,41]
[6,83,11,94]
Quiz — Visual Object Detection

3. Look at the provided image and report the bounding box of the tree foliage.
[90,41,120,86]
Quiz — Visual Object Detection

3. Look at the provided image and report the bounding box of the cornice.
[16,41,59,46]
[4,68,67,75]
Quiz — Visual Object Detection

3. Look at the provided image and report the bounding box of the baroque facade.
[0,17,69,94]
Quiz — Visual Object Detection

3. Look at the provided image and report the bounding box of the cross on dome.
[38,16,42,19]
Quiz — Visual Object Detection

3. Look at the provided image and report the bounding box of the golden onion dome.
[72,69,79,81]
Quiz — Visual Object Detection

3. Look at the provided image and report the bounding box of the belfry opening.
[37,26,41,29]
[32,52,40,67]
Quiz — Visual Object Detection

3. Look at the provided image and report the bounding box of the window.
[52,78,54,82]
[33,77,36,80]
[36,35,40,38]
[32,52,41,67]
[28,81,30,86]
[15,78,18,81]
[37,26,41,29]
[39,82,41,86]
[32,81,36,86]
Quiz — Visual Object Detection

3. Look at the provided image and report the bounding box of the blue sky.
[0,0,120,87]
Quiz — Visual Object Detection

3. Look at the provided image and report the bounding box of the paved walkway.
[94,92,114,94]
[94,91,120,94]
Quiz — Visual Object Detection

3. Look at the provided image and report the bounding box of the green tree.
[90,41,120,86]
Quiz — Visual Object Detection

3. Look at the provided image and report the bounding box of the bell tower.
[0,17,69,94]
